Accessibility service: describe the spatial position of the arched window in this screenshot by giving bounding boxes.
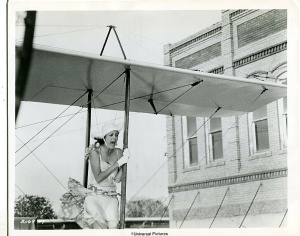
[271,62,287,84]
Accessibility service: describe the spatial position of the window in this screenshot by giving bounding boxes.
[278,97,287,148]
[209,117,223,160]
[183,117,198,166]
[249,105,269,154]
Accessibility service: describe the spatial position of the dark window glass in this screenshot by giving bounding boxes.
[189,137,198,165]
[187,117,197,138]
[212,131,223,159]
[255,119,269,151]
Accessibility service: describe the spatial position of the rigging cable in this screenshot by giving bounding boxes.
[16,82,193,130]
[138,88,268,227]
[16,26,107,42]
[209,187,229,228]
[132,107,220,202]
[16,91,88,153]
[239,183,262,228]
[159,195,174,221]
[279,209,288,227]
[156,80,202,114]
[16,71,126,167]
[179,191,200,228]
[15,184,56,225]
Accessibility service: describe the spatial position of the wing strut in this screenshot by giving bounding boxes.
[100,25,127,59]
[83,89,92,187]
[120,69,131,228]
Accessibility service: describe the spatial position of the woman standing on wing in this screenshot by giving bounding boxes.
[59,122,130,229]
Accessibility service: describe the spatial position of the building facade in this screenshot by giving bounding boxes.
[164,9,287,228]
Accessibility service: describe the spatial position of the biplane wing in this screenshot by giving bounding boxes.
[21,46,287,117]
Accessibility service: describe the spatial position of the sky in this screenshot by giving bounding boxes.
[14,10,222,213]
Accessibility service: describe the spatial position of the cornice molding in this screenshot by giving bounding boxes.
[233,41,287,69]
[170,27,222,54]
[168,168,287,193]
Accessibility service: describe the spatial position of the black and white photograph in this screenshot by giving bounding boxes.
[3,1,300,235]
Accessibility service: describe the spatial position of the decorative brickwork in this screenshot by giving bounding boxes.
[208,66,224,74]
[230,10,246,18]
[164,9,287,228]
[237,10,287,48]
[170,27,222,54]
[175,42,221,69]
[168,168,287,193]
[233,42,287,68]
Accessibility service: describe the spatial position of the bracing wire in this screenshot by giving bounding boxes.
[16,82,193,130]
[117,27,166,46]
[16,91,88,153]
[137,195,173,229]
[132,107,220,202]
[16,136,68,191]
[15,113,141,148]
[16,71,126,167]
[239,183,262,228]
[209,187,229,228]
[279,209,288,227]
[159,195,174,221]
[16,110,87,129]
[138,88,267,228]
[15,107,86,167]
[14,184,56,224]
[179,191,200,228]
[156,80,202,114]
[15,26,107,42]
[15,139,105,229]
[117,30,163,62]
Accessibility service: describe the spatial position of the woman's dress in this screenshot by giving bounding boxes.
[58,148,119,229]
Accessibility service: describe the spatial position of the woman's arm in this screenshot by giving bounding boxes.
[89,150,119,184]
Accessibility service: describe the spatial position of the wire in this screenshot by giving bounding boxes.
[16,110,87,129]
[16,136,68,191]
[209,187,229,228]
[179,191,199,228]
[159,195,173,221]
[15,107,84,167]
[15,26,106,41]
[138,89,266,227]
[156,81,202,114]
[16,71,126,167]
[14,184,58,226]
[16,91,88,153]
[279,209,288,227]
[118,30,163,62]
[239,183,262,228]
[131,107,220,202]
[117,27,166,46]
[16,83,191,130]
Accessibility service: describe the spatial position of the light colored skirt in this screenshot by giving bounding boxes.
[58,178,119,229]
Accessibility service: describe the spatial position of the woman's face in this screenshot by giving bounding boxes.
[104,130,119,149]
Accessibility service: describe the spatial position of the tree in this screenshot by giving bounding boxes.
[14,195,57,219]
[126,198,169,218]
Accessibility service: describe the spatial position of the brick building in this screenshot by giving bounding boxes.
[164,10,287,228]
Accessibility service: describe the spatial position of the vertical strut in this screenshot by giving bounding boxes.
[99,25,127,59]
[120,69,130,228]
[15,11,36,119]
[83,89,92,187]
[100,26,113,56]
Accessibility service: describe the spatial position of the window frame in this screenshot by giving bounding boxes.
[248,106,270,155]
[278,97,287,149]
[182,116,199,168]
[206,117,223,162]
